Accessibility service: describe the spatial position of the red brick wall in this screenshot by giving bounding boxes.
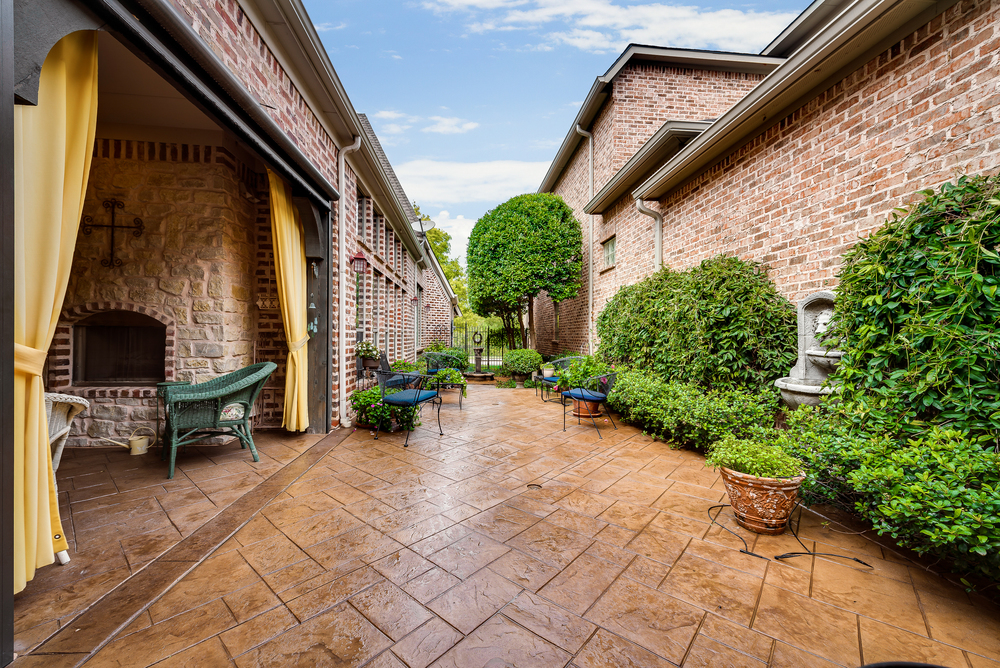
[539,0,1000,355]
[419,267,453,350]
[537,62,766,355]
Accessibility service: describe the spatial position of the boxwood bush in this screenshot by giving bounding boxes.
[607,369,777,449]
[597,255,796,391]
[503,348,543,375]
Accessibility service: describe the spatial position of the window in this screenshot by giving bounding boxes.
[603,236,616,267]
[73,311,166,385]
[373,212,382,256]
[357,196,366,239]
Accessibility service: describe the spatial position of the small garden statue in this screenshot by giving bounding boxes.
[774,290,842,408]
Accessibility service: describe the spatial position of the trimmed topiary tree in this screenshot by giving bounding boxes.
[467,193,582,349]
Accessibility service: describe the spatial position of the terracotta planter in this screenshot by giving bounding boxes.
[719,466,804,535]
[571,398,602,418]
[361,358,380,369]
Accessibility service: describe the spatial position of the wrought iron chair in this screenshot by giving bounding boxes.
[562,372,618,438]
[537,356,585,402]
[422,352,465,409]
[160,362,276,478]
[374,369,444,447]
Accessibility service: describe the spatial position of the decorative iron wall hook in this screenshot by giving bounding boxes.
[81,198,144,268]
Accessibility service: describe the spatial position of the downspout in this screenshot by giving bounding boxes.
[575,125,594,354]
[338,135,361,427]
[635,199,663,271]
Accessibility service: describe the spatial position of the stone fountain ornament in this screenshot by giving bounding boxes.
[774,290,843,409]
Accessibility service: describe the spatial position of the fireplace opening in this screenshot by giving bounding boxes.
[73,311,167,385]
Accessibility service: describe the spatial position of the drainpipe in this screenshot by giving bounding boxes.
[635,199,663,271]
[338,135,361,427]
[575,125,594,354]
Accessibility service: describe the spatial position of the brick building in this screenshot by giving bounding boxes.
[536,0,1000,356]
[14,0,456,448]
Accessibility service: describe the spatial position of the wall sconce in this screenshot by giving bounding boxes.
[351,251,368,274]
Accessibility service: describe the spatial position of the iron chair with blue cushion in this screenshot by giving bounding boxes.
[160,362,276,479]
[562,372,617,438]
[538,356,585,402]
[422,351,465,409]
[374,369,444,447]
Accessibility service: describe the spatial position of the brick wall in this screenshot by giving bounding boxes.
[419,267,453,350]
[537,62,765,355]
[49,137,260,445]
[539,0,1000,354]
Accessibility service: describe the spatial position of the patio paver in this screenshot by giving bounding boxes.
[12,384,1000,667]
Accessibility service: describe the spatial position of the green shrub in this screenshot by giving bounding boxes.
[848,429,1000,581]
[830,175,1000,444]
[607,369,777,449]
[349,386,419,431]
[503,349,543,375]
[391,359,417,372]
[495,378,516,389]
[707,432,803,478]
[558,355,610,391]
[596,255,796,390]
[432,368,467,397]
[424,348,468,372]
[523,378,536,389]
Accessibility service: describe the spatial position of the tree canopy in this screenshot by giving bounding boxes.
[467,193,582,347]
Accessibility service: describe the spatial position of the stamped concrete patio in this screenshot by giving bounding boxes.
[13,385,1000,667]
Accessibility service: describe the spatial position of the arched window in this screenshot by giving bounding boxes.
[73,311,166,385]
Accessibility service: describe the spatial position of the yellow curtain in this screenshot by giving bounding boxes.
[13,31,99,593]
[266,169,310,431]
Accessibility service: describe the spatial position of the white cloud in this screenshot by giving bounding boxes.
[392,54,404,60]
[374,110,408,120]
[396,159,549,206]
[422,116,480,134]
[315,21,346,31]
[381,123,412,135]
[426,0,797,53]
[428,210,478,264]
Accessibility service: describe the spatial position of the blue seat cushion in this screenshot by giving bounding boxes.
[540,375,559,385]
[384,373,415,388]
[384,389,437,405]
[562,388,606,401]
[428,367,462,375]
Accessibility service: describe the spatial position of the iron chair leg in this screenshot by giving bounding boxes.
[436,397,443,435]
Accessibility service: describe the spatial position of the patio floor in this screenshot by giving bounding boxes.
[13,385,1000,667]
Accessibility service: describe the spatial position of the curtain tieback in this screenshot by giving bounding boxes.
[15,343,47,377]
[288,335,310,353]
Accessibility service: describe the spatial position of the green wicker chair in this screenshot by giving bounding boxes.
[160,362,276,479]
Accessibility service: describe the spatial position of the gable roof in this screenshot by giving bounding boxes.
[538,44,783,195]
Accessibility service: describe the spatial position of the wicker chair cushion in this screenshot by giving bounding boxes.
[384,389,438,406]
[562,388,606,401]
[221,403,245,420]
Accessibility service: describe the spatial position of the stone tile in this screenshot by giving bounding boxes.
[503,590,597,653]
[120,525,183,568]
[263,559,326,596]
[239,533,308,577]
[306,524,403,571]
[285,566,384,622]
[919,590,1000,660]
[544,508,608,538]
[223,580,282,624]
[507,521,594,569]
[410,524,471,557]
[279,507,363,549]
[391,617,463,668]
[602,478,668,506]
[232,515,280,547]
[149,550,259,622]
[684,538,768,578]
[659,553,763,625]
[811,557,926,634]
[556,489,616,517]
[402,567,462,605]
[594,523,637,548]
[487,549,561,592]
[537,553,624,615]
[684,635,766,667]
[87,599,236,667]
[427,532,510,578]
[388,514,455,547]
[769,642,843,667]
[148,637,233,667]
[461,504,539,541]
[430,615,571,668]
[584,579,703,664]
[574,627,674,668]
[427,568,522,634]
[621,556,669,589]
[752,584,860,666]
[763,559,812,596]
[504,495,559,518]
[372,501,445,534]
[372,549,435,585]
[699,614,773,662]
[350,580,434,641]
[234,601,391,667]
[624,524,688,566]
[860,617,967,667]
[597,501,658,532]
[14,567,131,634]
[220,605,298,657]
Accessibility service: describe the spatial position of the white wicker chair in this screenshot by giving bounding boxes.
[44,393,89,566]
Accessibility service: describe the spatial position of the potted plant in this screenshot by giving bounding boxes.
[356,340,381,369]
[502,349,543,386]
[541,362,555,378]
[558,356,610,417]
[705,431,805,535]
[349,386,391,429]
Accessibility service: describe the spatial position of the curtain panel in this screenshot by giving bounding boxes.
[266,169,310,432]
[13,31,99,593]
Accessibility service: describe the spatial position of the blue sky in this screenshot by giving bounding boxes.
[303,0,813,263]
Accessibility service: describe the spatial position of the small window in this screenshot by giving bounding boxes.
[603,236,616,267]
[373,212,382,256]
[357,196,367,239]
